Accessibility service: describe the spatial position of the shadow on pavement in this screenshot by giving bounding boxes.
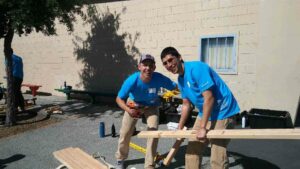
[229,151,280,169]
[155,145,280,169]
[16,110,50,125]
[0,99,122,126]
[125,158,145,168]
[0,154,25,169]
[33,100,122,121]
[0,110,42,125]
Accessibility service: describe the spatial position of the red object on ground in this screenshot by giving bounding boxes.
[22,84,42,97]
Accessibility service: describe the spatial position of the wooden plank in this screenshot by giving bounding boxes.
[163,127,187,166]
[63,147,90,169]
[73,148,108,169]
[54,147,93,169]
[53,147,108,169]
[54,147,82,169]
[163,138,184,166]
[137,129,300,139]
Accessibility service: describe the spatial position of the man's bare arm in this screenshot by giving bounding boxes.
[197,90,214,140]
[178,99,191,129]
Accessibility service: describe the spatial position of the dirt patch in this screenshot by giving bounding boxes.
[0,110,62,139]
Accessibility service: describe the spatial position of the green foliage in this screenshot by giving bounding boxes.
[0,0,85,38]
[0,0,90,126]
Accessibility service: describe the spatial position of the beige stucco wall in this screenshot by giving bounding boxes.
[0,0,299,120]
[255,0,300,119]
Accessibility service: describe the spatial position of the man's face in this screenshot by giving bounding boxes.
[138,59,156,79]
[162,54,181,74]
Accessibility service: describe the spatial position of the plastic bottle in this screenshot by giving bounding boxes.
[242,116,246,128]
[111,123,116,137]
[99,122,105,138]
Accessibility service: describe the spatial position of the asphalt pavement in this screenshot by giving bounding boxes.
[0,95,299,169]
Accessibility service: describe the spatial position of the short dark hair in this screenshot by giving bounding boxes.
[160,47,181,60]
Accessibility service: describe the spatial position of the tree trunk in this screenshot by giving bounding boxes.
[4,23,16,126]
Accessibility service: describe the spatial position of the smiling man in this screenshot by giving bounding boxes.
[160,47,240,169]
[115,54,177,169]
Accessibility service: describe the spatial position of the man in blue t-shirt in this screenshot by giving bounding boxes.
[7,48,25,111]
[115,54,177,169]
[161,47,240,169]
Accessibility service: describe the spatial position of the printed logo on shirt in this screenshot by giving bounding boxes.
[148,88,156,94]
[201,81,209,88]
[187,81,191,88]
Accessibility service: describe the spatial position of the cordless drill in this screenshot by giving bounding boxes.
[127,101,144,118]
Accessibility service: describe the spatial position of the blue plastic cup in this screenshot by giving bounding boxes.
[99,122,105,138]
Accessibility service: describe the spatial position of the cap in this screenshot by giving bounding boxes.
[140,54,155,63]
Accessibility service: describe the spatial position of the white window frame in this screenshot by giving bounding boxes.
[199,34,238,74]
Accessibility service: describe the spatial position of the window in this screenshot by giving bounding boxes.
[200,34,237,74]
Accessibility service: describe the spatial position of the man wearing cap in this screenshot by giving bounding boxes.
[115,54,177,169]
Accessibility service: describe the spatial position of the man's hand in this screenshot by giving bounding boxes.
[196,128,207,141]
[128,108,142,118]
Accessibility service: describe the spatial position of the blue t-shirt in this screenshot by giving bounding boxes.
[118,72,177,106]
[12,54,23,79]
[178,61,240,120]
[5,54,24,79]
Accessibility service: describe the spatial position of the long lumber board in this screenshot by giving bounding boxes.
[137,129,300,139]
[53,147,108,169]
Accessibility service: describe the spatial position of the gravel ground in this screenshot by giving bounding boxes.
[1,95,299,169]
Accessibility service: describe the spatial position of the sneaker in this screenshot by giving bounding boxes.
[116,160,125,169]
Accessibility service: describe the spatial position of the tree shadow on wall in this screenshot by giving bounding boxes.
[73,6,140,94]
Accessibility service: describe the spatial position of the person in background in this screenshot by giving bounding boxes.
[11,48,25,112]
[115,54,177,169]
[160,47,240,169]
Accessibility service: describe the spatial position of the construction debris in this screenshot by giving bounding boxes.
[45,105,63,115]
